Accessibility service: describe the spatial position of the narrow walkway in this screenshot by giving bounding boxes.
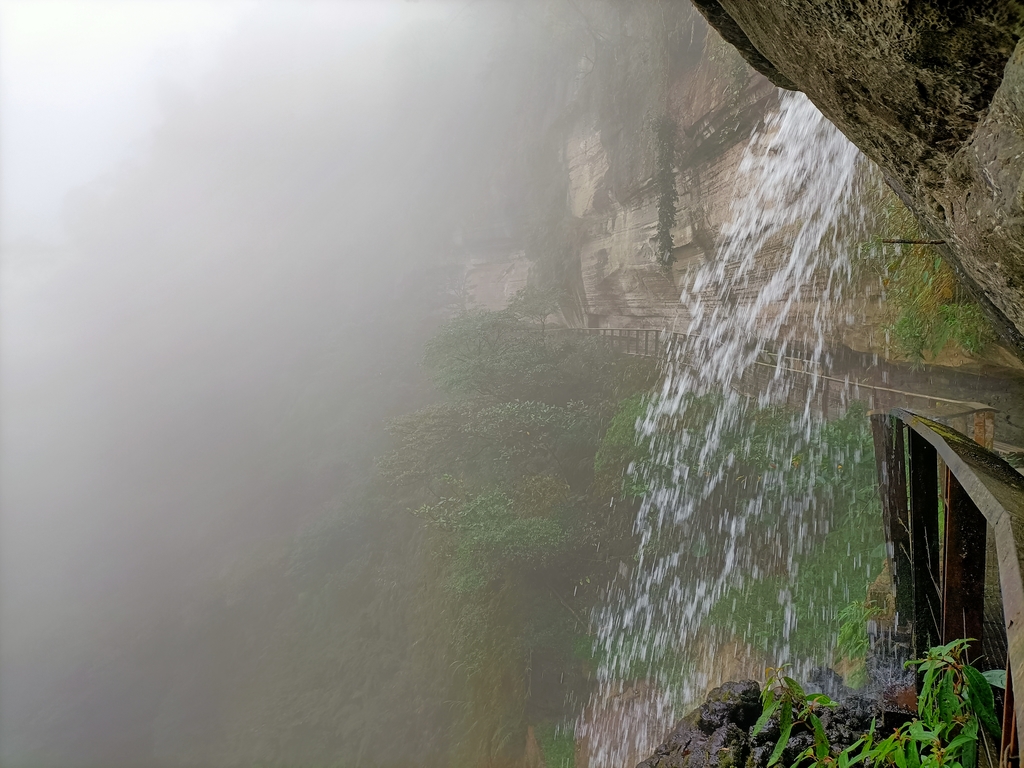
[557,326,1024,451]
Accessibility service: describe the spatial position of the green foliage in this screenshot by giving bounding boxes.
[654,115,679,265]
[593,393,652,499]
[536,722,576,768]
[378,299,659,763]
[379,399,600,493]
[836,601,883,689]
[609,400,883,686]
[377,404,474,488]
[862,194,994,360]
[423,291,627,405]
[417,490,569,569]
[755,670,835,767]
[506,284,563,329]
[423,307,555,402]
[1005,452,1024,469]
[706,404,884,664]
[474,400,601,484]
[937,303,992,354]
[759,640,1000,768]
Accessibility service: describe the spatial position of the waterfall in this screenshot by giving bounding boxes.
[578,92,882,768]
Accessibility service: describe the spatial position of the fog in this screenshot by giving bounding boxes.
[9,2,1023,767]
[1,2,560,764]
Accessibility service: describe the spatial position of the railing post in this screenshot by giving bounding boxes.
[973,408,996,450]
[941,466,987,663]
[871,414,914,630]
[908,428,942,661]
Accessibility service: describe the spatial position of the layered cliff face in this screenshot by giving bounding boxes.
[689,0,1024,361]
[461,3,867,351]
[461,3,784,329]
[458,2,1024,375]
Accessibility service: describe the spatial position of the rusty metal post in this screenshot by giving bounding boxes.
[909,428,942,660]
[973,408,996,450]
[941,466,987,663]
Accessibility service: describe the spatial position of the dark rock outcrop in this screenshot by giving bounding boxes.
[690,0,1024,361]
[638,680,876,768]
[637,681,762,768]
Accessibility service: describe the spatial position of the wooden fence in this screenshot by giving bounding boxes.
[872,409,1024,767]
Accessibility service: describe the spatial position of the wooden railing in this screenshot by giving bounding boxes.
[871,409,1024,765]
[553,327,673,357]
[569,328,1020,754]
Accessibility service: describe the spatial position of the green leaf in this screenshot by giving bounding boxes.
[870,735,899,765]
[937,672,956,726]
[981,669,1007,689]
[907,737,921,768]
[790,747,813,768]
[920,666,937,716]
[841,736,871,768]
[784,676,807,702]
[754,695,780,736]
[893,742,908,768]
[908,721,938,743]
[769,700,793,767]
[963,665,1001,738]
[809,713,829,760]
[808,693,838,708]
[960,736,977,768]
[947,733,977,752]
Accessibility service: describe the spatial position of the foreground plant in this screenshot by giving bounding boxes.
[757,639,1001,768]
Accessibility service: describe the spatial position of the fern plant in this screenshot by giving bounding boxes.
[835,601,884,689]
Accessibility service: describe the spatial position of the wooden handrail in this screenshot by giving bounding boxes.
[872,409,1024,760]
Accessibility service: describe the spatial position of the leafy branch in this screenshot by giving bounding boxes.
[757,639,1001,768]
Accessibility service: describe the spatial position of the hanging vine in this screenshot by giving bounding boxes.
[654,114,679,265]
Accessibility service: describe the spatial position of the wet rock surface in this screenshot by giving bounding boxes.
[690,0,1024,361]
[637,682,761,768]
[637,680,876,768]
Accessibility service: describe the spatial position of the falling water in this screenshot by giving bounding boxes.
[579,92,884,766]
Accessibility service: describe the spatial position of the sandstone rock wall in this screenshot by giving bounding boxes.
[458,1,1022,373]
[463,5,787,332]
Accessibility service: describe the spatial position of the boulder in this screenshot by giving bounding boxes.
[637,681,762,768]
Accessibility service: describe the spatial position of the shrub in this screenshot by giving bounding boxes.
[757,639,1000,768]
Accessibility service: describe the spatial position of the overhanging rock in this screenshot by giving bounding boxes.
[690,0,1024,361]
